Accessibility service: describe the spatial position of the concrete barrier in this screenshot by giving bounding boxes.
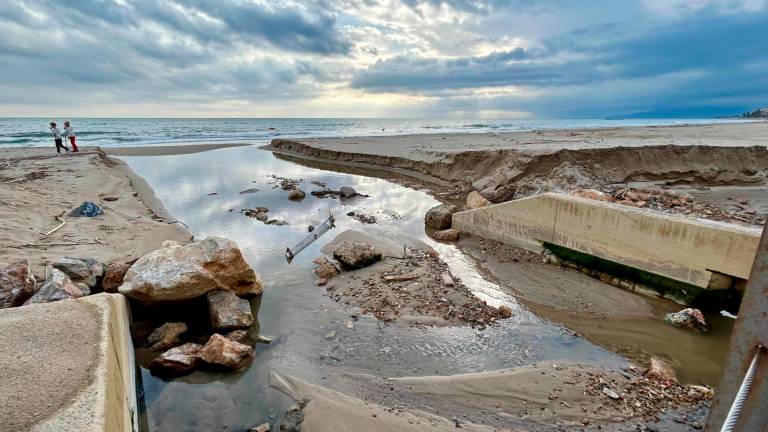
[452,193,761,289]
[0,293,137,432]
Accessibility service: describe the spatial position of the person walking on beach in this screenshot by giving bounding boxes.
[63,121,78,152]
[49,121,69,154]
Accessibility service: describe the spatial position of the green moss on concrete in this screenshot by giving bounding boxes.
[543,242,705,304]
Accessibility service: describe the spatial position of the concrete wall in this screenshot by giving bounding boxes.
[33,294,138,432]
[452,193,761,289]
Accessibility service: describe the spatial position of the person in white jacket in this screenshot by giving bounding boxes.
[63,121,79,152]
[49,121,69,154]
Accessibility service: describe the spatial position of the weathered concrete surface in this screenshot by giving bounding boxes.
[452,193,761,288]
[0,294,137,432]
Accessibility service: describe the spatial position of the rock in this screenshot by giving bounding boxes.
[287,188,306,201]
[602,387,620,400]
[325,330,336,339]
[239,188,260,194]
[150,343,203,377]
[147,322,188,351]
[425,204,457,230]
[249,423,270,432]
[708,272,733,290]
[314,257,339,279]
[75,282,91,296]
[647,357,678,383]
[308,225,315,232]
[266,219,289,226]
[466,191,491,209]
[315,278,327,286]
[224,329,254,346]
[0,259,36,308]
[207,289,254,331]
[255,335,273,344]
[571,188,610,201]
[119,237,263,304]
[498,305,513,318]
[52,257,103,288]
[441,273,454,287]
[687,385,715,400]
[102,262,130,293]
[333,242,382,270]
[200,333,253,370]
[433,228,460,241]
[24,267,85,305]
[664,308,709,332]
[339,186,357,198]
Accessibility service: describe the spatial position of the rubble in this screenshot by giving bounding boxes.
[664,308,709,332]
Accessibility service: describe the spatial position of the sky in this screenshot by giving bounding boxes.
[0,0,766,118]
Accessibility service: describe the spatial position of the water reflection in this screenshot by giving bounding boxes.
[122,145,624,431]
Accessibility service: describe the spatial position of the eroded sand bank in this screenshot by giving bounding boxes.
[270,122,768,201]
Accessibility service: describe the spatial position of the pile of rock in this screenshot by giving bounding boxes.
[241,207,289,226]
[311,185,364,199]
[0,256,131,309]
[150,332,255,377]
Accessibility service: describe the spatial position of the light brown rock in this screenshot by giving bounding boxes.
[200,333,253,370]
[102,262,130,293]
[425,204,458,229]
[647,357,678,383]
[498,305,513,318]
[466,191,491,209]
[119,237,263,303]
[287,188,306,201]
[147,322,188,351]
[150,342,203,376]
[433,228,460,242]
[224,329,254,346]
[207,289,254,331]
[314,257,339,279]
[333,242,382,269]
[0,259,36,308]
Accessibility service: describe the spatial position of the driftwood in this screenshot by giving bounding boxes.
[42,212,66,237]
[381,273,420,282]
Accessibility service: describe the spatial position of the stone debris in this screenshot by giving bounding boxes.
[118,237,263,304]
[347,211,377,224]
[268,175,302,190]
[149,343,204,377]
[24,267,85,305]
[311,186,368,199]
[466,191,491,209]
[224,329,254,346]
[241,207,289,226]
[333,242,383,269]
[249,423,270,432]
[432,228,460,242]
[498,305,513,318]
[664,308,709,332]
[147,322,188,352]
[0,259,36,308]
[239,188,260,194]
[52,257,104,288]
[287,188,306,201]
[102,262,130,293]
[313,257,339,279]
[425,204,458,230]
[199,333,254,370]
[339,186,357,198]
[325,249,504,327]
[441,272,454,287]
[207,289,254,331]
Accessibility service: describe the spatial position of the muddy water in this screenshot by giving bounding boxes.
[123,145,631,431]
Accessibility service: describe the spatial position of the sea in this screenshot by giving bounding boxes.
[0,117,753,148]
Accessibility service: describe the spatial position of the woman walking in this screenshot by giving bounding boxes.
[63,121,78,152]
[49,121,69,154]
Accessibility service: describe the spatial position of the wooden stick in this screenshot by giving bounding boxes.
[3,178,23,184]
[382,273,420,282]
[43,212,66,237]
[8,241,104,249]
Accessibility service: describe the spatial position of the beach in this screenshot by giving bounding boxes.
[2,122,762,431]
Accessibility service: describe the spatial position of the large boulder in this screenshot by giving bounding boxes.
[102,262,131,293]
[52,257,104,288]
[24,267,85,305]
[425,204,457,230]
[200,333,253,370]
[119,237,263,304]
[150,343,203,377]
[333,242,382,270]
[466,191,491,209]
[0,259,36,308]
[207,289,254,331]
[147,322,188,351]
